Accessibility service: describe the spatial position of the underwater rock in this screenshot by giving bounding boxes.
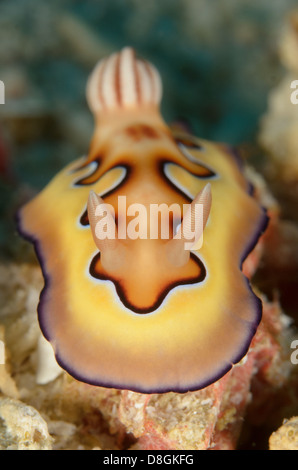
[269,416,298,450]
[0,255,294,450]
[259,9,298,184]
[117,296,292,450]
[257,9,298,319]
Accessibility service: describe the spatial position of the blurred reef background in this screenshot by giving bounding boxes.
[0,0,297,253]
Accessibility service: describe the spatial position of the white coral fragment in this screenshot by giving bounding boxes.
[269,416,298,450]
[36,334,63,385]
[0,397,53,450]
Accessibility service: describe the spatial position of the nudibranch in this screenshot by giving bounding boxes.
[17,47,268,393]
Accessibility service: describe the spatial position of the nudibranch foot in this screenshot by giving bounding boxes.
[17,47,268,394]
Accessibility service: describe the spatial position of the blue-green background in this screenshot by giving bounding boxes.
[0,0,297,254]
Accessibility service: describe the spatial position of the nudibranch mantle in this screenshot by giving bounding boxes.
[18,47,268,393]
